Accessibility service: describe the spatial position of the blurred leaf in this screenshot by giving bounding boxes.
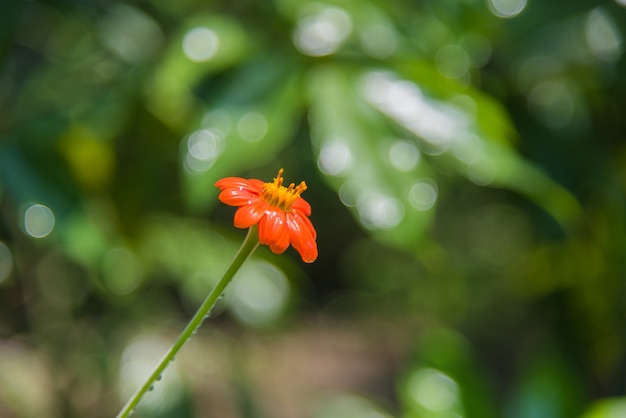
[138,214,297,328]
[399,327,496,418]
[139,214,233,286]
[309,64,437,251]
[58,124,115,191]
[581,397,626,418]
[60,206,115,270]
[181,58,304,211]
[0,141,72,216]
[395,61,583,230]
[507,347,585,418]
[146,14,251,129]
[1,1,625,417]
[97,4,163,65]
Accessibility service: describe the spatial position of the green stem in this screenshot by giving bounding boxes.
[116,226,260,418]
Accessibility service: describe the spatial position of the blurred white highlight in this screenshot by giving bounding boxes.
[98,4,162,63]
[338,180,363,207]
[389,140,420,172]
[119,336,182,411]
[24,204,55,238]
[183,129,223,174]
[318,140,353,176]
[468,157,497,185]
[435,44,470,79]
[237,112,268,143]
[488,0,527,18]
[360,71,470,152]
[407,368,460,412]
[409,179,438,211]
[293,6,352,56]
[229,261,289,326]
[361,24,396,59]
[202,109,232,137]
[528,80,574,130]
[585,8,622,61]
[357,192,404,230]
[182,27,219,62]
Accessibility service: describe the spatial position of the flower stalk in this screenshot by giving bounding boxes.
[116,226,260,418]
[117,168,317,417]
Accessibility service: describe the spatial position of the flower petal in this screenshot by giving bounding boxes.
[234,201,267,229]
[215,171,317,263]
[218,189,260,206]
[215,177,263,207]
[294,209,317,239]
[291,197,311,216]
[258,209,286,245]
[286,212,318,263]
[215,177,252,190]
[246,179,265,191]
[269,226,290,254]
[215,177,264,192]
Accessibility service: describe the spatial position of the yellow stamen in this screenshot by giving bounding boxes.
[262,168,307,211]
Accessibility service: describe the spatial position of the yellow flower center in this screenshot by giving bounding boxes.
[262,168,307,212]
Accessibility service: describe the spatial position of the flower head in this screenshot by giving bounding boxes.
[215,169,318,263]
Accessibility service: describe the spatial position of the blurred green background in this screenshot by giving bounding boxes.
[1,0,626,417]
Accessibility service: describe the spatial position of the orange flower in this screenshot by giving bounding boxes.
[215,169,318,263]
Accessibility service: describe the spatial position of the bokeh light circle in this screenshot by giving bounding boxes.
[407,368,459,412]
[488,0,527,18]
[23,204,55,238]
[182,27,219,62]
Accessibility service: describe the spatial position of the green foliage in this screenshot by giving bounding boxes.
[1,0,626,417]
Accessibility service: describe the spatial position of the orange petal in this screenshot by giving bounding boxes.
[215,177,249,189]
[258,209,286,245]
[294,208,316,239]
[233,201,267,229]
[269,226,290,254]
[215,177,264,192]
[291,197,311,216]
[286,212,318,263]
[216,177,261,207]
[218,189,260,206]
